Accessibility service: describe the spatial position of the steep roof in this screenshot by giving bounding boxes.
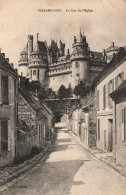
[38,41,47,53]
[91,47,126,88]
[90,51,103,60]
[0,53,18,76]
[18,87,46,119]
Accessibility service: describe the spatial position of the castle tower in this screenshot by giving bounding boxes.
[29,34,48,86]
[28,35,33,60]
[18,44,29,77]
[59,39,65,56]
[71,30,90,87]
[104,42,119,63]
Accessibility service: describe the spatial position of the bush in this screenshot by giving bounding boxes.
[31,146,41,157]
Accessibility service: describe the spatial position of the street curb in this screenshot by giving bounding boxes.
[69,131,126,178]
[0,137,54,187]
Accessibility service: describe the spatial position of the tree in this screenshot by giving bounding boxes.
[74,80,90,97]
[46,88,56,99]
[37,86,47,100]
[58,85,67,99]
[29,81,41,92]
[58,85,73,99]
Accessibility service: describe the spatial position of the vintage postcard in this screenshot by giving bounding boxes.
[0,0,126,194]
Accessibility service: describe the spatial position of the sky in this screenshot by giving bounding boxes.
[0,0,126,69]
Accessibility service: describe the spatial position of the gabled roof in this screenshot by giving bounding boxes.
[92,47,126,88]
[18,87,46,119]
[0,53,18,76]
[41,102,53,115]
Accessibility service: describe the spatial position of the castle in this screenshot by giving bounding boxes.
[18,30,118,91]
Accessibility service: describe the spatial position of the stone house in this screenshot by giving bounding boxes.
[81,92,96,148]
[67,91,96,148]
[40,102,53,141]
[17,85,51,160]
[110,80,126,168]
[92,47,126,152]
[0,51,18,167]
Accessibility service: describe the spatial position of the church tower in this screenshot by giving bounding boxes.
[71,29,90,87]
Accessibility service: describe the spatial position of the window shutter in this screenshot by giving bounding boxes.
[96,90,99,110]
[124,107,126,142]
[103,85,106,109]
[122,109,125,142]
[9,76,13,105]
[121,72,124,82]
[112,79,114,91]
[0,72,2,104]
[8,120,11,151]
[97,119,100,140]
[115,76,118,89]
[108,82,110,107]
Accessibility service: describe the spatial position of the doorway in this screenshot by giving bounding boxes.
[108,119,113,152]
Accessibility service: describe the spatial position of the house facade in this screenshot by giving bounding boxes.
[17,77,53,160]
[67,91,96,148]
[17,86,47,160]
[110,80,126,168]
[92,47,126,152]
[0,52,18,167]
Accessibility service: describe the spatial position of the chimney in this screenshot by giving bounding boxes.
[15,69,18,73]
[111,42,114,48]
[67,49,70,57]
[74,36,76,44]
[103,49,106,59]
[2,53,5,57]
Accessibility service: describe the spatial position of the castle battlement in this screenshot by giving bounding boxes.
[18,30,124,91]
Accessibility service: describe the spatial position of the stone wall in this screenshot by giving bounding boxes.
[16,94,46,161]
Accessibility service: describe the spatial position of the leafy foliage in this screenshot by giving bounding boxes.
[74,81,90,97]
[58,85,72,99]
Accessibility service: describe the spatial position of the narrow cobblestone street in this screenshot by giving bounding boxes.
[1,126,126,195]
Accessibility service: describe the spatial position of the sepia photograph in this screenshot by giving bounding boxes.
[0,0,126,194]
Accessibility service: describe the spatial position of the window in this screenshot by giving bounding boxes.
[76,62,79,68]
[121,107,126,142]
[37,69,39,79]
[108,79,114,108]
[21,72,23,76]
[103,85,106,109]
[97,119,100,140]
[76,73,80,77]
[30,70,32,79]
[96,90,100,110]
[115,72,124,89]
[33,70,36,75]
[1,75,9,105]
[1,120,8,152]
